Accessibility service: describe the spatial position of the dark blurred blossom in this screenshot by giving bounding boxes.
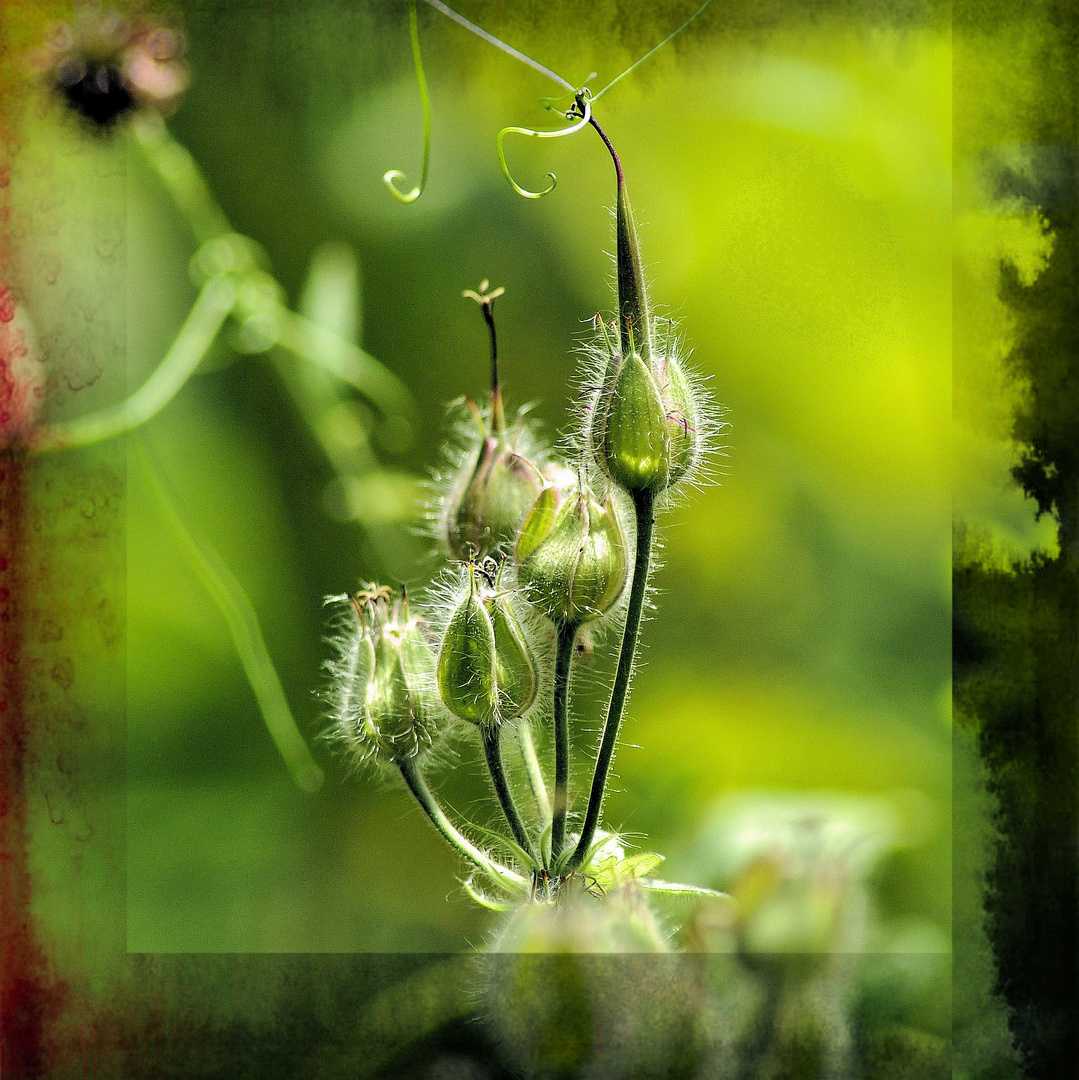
[31,6,188,130]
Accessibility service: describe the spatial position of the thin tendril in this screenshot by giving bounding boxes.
[497,94,592,199]
[423,0,575,91]
[384,0,431,203]
[134,437,324,794]
[593,0,717,102]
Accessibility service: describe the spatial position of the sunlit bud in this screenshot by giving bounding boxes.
[516,476,627,626]
[586,145,700,494]
[437,562,537,726]
[346,586,440,764]
[593,348,698,494]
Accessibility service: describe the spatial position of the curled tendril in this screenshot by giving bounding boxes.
[383,0,431,204]
[497,91,592,199]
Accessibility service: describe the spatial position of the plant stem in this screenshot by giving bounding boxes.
[587,113,652,361]
[482,727,539,865]
[132,436,324,792]
[132,114,232,243]
[567,489,655,872]
[31,278,236,454]
[516,721,551,821]
[398,756,523,888]
[136,115,415,423]
[551,621,577,864]
[276,309,414,423]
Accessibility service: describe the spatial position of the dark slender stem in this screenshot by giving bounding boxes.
[482,726,539,865]
[398,757,523,886]
[587,113,623,186]
[551,621,578,863]
[567,489,655,872]
[482,299,505,433]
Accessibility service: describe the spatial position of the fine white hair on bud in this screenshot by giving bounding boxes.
[573,311,725,509]
[430,398,547,561]
[324,584,444,770]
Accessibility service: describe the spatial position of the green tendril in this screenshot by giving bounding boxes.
[592,0,717,102]
[424,0,574,91]
[384,0,431,204]
[497,94,592,199]
[134,437,324,794]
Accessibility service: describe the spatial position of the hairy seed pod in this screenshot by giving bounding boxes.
[448,422,544,559]
[592,349,698,494]
[437,565,537,726]
[443,282,545,558]
[516,478,627,626]
[587,149,700,494]
[489,587,538,720]
[344,587,440,765]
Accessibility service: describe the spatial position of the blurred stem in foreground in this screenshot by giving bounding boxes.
[134,435,325,792]
[30,277,237,453]
[132,112,414,425]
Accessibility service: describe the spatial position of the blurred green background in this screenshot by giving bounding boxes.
[12,8,1014,1063]
[18,1,957,956]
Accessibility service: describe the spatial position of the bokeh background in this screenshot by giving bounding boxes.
[121,0,954,952]
[10,0,1058,1076]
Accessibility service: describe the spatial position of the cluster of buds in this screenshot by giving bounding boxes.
[334,586,441,767]
[31,7,188,131]
[331,101,713,909]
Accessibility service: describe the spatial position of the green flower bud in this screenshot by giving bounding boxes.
[344,587,441,765]
[447,423,544,559]
[443,281,545,558]
[592,350,698,494]
[586,138,701,494]
[516,478,627,626]
[437,564,538,726]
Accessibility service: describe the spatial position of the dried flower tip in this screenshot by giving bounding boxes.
[463,280,506,307]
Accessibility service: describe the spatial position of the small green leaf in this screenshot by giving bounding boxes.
[638,879,731,899]
[470,822,539,872]
[462,875,519,911]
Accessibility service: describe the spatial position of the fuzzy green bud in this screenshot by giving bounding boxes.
[448,424,544,559]
[445,281,545,558]
[516,478,627,626]
[587,145,700,494]
[346,588,440,764]
[592,350,698,494]
[437,565,538,727]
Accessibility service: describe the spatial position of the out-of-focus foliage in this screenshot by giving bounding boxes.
[13,0,982,1070]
